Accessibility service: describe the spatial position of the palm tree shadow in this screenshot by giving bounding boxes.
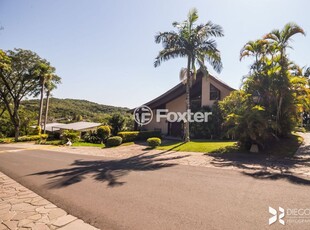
[208,151,310,186]
[30,151,187,189]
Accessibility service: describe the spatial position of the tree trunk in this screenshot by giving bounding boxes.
[13,106,20,142]
[38,82,44,129]
[43,90,50,134]
[184,57,191,142]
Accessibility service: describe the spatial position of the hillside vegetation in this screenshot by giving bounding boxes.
[21,98,130,123]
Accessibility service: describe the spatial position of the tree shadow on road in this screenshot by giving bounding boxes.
[30,151,188,189]
[208,151,310,185]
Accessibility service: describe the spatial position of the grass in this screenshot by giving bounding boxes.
[73,141,135,148]
[157,139,237,153]
[72,142,103,147]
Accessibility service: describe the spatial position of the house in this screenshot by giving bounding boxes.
[133,71,234,137]
[42,121,102,136]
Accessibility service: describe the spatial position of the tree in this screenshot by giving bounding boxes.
[43,73,61,133]
[264,23,305,134]
[109,113,125,136]
[154,8,224,142]
[33,62,56,129]
[0,49,42,141]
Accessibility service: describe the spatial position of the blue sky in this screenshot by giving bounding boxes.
[1,0,309,108]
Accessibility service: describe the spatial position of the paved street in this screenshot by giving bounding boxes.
[0,145,309,229]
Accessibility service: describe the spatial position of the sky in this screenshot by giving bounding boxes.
[0,0,310,108]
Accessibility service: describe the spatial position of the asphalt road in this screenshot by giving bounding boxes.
[0,146,309,230]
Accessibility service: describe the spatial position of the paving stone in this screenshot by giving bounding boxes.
[52,215,77,227]
[11,212,36,221]
[48,208,67,220]
[36,215,50,224]
[31,199,50,206]
[44,204,57,209]
[32,223,50,230]
[8,198,32,205]
[36,207,51,214]
[0,204,11,211]
[17,219,34,227]
[11,203,36,212]
[58,219,99,230]
[0,223,8,230]
[3,220,18,230]
[0,208,11,215]
[28,213,41,221]
[0,211,16,222]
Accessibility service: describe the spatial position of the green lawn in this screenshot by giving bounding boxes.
[72,141,135,148]
[157,140,237,153]
[72,142,103,147]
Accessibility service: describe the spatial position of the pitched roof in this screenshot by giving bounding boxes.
[53,122,102,131]
[131,72,234,111]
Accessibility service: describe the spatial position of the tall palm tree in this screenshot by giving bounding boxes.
[43,74,61,134]
[264,23,305,133]
[154,8,224,142]
[34,62,55,130]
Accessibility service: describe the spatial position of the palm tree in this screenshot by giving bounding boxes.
[264,23,305,134]
[34,62,55,130]
[43,74,61,134]
[154,8,224,142]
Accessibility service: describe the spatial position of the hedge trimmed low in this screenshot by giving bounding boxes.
[118,131,161,142]
[147,137,161,148]
[18,134,48,142]
[0,134,48,144]
[106,136,123,147]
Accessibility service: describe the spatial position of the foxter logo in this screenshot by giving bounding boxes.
[269,206,285,225]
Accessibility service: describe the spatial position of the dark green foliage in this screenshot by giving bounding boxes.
[106,136,122,147]
[21,98,129,123]
[118,131,162,142]
[82,131,101,144]
[97,126,111,142]
[190,103,223,139]
[147,137,161,148]
[62,130,80,143]
[109,113,126,136]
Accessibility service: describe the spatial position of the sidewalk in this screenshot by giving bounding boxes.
[0,172,99,230]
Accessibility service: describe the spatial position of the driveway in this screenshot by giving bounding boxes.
[0,145,309,229]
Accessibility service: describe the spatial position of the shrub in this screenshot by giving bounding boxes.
[18,134,48,142]
[0,138,14,144]
[109,113,125,136]
[147,137,161,148]
[83,132,101,144]
[62,130,80,143]
[118,131,139,142]
[118,131,161,142]
[106,136,122,147]
[97,126,111,142]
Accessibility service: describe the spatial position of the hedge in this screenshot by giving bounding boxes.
[118,131,161,142]
[18,134,48,142]
[147,137,161,148]
[0,135,48,144]
[106,136,122,147]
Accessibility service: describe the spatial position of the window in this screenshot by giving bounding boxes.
[210,84,220,100]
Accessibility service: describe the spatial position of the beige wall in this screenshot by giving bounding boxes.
[143,94,186,135]
[201,76,232,107]
[142,77,232,134]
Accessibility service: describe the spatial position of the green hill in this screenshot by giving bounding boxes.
[21,98,130,123]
